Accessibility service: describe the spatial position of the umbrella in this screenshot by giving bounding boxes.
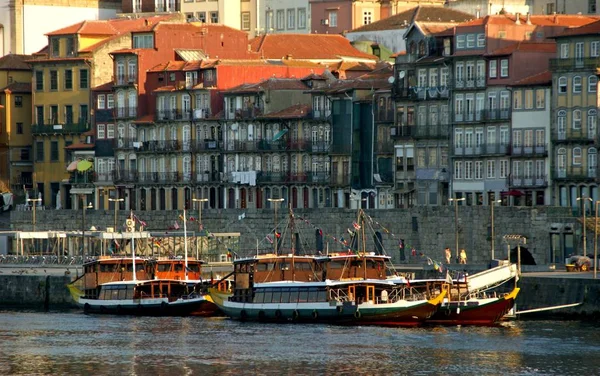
[66,160,79,172]
[501,189,524,197]
[76,160,93,172]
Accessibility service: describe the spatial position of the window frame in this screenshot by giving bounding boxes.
[500,59,508,78]
[489,60,497,78]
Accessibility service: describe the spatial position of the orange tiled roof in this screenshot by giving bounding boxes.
[92,82,114,91]
[552,19,600,37]
[390,50,407,58]
[46,15,176,36]
[259,104,311,119]
[1,82,31,93]
[249,34,377,60]
[511,70,552,86]
[0,54,32,70]
[485,41,556,56]
[225,77,309,94]
[417,22,456,35]
[153,85,177,93]
[458,14,599,28]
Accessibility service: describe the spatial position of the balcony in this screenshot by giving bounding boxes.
[413,124,449,139]
[550,57,600,71]
[155,109,192,122]
[95,172,113,183]
[137,172,181,184]
[287,172,331,184]
[454,110,483,123]
[31,121,88,135]
[115,106,137,118]
[194,172,222,183]
[225,106,263,120]
[330,173,350,187]
[508,174,548,188]
[287,140,330,153]
[375,140,394,154]
[375,108,394,123]
[552,130,596,142]
[393,86,450,101]
[454,143,510,157]
[69,171,94,184]
[114,74,137,86]
[313,109,331,120]
[113,170,137,183]
[114,138,136,149]
[257,172,287,184]
[135,140,181,153]
[390,126,415,138]
[192,140,222,152]
[511,144,548,157]
[453,77,486,90]
[552,169,597,181]
[483,108,511,121]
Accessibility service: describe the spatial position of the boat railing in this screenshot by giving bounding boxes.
[329,288,351,303]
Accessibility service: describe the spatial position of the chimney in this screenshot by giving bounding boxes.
[515,13,521,24]
[526,12,531,25]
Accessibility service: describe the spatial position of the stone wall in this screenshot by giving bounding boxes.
[10,206,578,264]
[0,275,73,310]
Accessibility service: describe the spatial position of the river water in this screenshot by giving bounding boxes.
[0,311,599,376]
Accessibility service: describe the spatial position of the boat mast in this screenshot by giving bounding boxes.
[290,208,295,282]
[361,209,367,280]
[131,210,136,282]
[183,208,188,281]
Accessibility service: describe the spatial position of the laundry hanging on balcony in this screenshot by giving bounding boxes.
[76,160,93,172]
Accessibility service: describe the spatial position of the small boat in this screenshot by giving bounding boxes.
[72,279,214,316]
[209,279,446,327]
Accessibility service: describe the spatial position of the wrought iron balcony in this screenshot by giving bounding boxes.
[552,169,597,181]
[137,172,181,183]
[69,171,95,184]
[552,130,596,142]
[114,74,137,86]
[390,125,415,138]
[116,106,137,118]
[375,108,395,123]
[511,144,548,157]
[134,140,181,153]
[413,124,450,139]
[550,57,600,71]
[508,174,548,188]
[192,140,222,152]
[113,170,137,183]
[155,109,192,122]
[453,77,486,90]
[393,86,450,101]
[194,172,222,183]
[453,143,510,156]
[31,120,89,135]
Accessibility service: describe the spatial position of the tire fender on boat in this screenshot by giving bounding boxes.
[83,303,91,313]
[336,306,343,314]
[240,309,248,321]
[354,310,361,319]
[292,310,299,320]
[161,301,168,310]
[312,310,318,320]
[258,310,266,321]
[275,309,282,319]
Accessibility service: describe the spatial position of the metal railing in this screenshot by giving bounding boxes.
[508,174,548,188]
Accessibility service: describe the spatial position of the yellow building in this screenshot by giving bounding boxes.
[28,16,176,209]
[0,54,33,195]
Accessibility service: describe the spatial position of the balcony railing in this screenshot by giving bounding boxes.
[69,171,94,184]
[511,144,548,157]
[413,124,449,139]
[287,140,330,153]
[95,172,113,183]
[155,109,192,121]
[375,109,395,123]
[225,106,263,120]
[115,74,137,86]
[31,121,89,135]
[192,140,222,152]
[313,109,331,120]
[257,172,287,184]
[286,172,331,184]
[113,170,137,183]
[330,173,350,187]
[453,77,486,90]
[194,172,222,183]
[454,109,510,123]
[552,130,596,142]
[508,174,548,188]
[390,126,415,138]
[550,57,600,71]
[134,140,181,153]
[116,106,137,118]
[393,86,450,100]
[454,143,510,156]
[552,169,597,181]
[483,108,511,121]
[138,172,181,183]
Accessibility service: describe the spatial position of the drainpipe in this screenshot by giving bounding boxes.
[256,0,260,37]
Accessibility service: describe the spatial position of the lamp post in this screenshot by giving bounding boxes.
[490,198,502,261]
[108,194,124,231]
[577,196,592,258]
[449,197,466,263]
[27,198,42,232]
[595,200,600,279]
[192,197,208,260]
[81,197,93,256]
[268,197,284,255]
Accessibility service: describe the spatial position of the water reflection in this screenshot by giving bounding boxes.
[1,312,600,375]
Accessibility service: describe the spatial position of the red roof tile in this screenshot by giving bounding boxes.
[65,142,94,150]
[225,78,309,94]
[0,54,32,70]
[92,82,114,91]
[132,114,155,123]
[249,34,377,60]
[259,104,311,119]
[1,82,31,93]
[46,15,177,36]
[511,70,552,86]
[153,85,177,93]
[458,14,599,28]
[552,19,600,37]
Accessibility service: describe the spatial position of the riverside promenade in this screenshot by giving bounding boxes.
[1,263,599,319]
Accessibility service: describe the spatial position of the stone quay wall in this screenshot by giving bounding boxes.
[0,275,73,310]
[10,206,578,264]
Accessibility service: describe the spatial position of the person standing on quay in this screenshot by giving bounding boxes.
[444,247,451,264]
[459,249,467,264]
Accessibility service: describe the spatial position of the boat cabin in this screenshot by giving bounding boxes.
[82,257,151,297]
[233,255,324,283]
[97,279,194,301]
[318,253,391,280]
[152,258,203,281]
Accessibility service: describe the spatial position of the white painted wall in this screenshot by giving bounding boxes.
[0,0,12,55]
[345,29,408,54]
[259,0,310,34]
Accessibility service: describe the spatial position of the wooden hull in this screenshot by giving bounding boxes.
[76,295,216,317]
[209,288,446,327]
[426,287,520,326]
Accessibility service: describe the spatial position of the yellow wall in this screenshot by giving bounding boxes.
[78,35,110,52]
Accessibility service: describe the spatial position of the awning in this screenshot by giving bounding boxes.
[272,128,288,142]
[76,160,93,172]
[501,190,524,197]
[66,160,79,172]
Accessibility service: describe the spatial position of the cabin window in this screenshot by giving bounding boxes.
[174,264,184,272]
[280,288,290,303]
[307,288,319,302]
[263,289,273,303]
[317,289,327,302]
[298,289,309,302]
[289,288,299,303]
[271,290,282,303]
[118,288,127,300]
[253,290,264,303]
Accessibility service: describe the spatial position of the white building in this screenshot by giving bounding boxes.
[260,0,311,35]
[0,0,120,56]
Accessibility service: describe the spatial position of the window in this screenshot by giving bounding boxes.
[590,0,597,13]
[363,10,372,25]
[456,35,465,49]
[466,34,475,48]
[328,11,337,27]
[13,95,22,108]
[487,160,495,178]
[513,90,522,109]
[36,106,44,125]
[536,89,545,109]
[558,77,567,93]
[98,124,106,139]
[64,69,72,90]
[36,141,44,161]
[573,76,582,93]
[210,12,219,23]
[79,69,88,89]
[16,122,23,134]
[107,124,115,139]
[97,94,105,109]
[277,10,285,30]
[454,161,463,179]
[107,94,114,109]
[51,38,59,57]
[65,105,73,124]
[499,160,508,178]
[475,161,483,180]
[132,34,154,48]
[440,67,449,87]
[465,161,473,179]
[560,44,569,59]
[80,104,88,124]
[287,9,295,29]
[35,71,44,91]
[500,59,508,77]
[592,41,600,57]
[573,147,582,165]
[197,12,206,23]
[524,89,533,109]
[241,12,250,30]
[589,75,598,93]
[265,10,274,31]
[50,70,58,90]
[489,60,497,78]
[298,8,306,29]
[573,110,582,129]
[50,141,59,161]
[477,33,485,47]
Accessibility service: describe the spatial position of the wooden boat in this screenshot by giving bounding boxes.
[209,279,446,327]
[70,279,216,316]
